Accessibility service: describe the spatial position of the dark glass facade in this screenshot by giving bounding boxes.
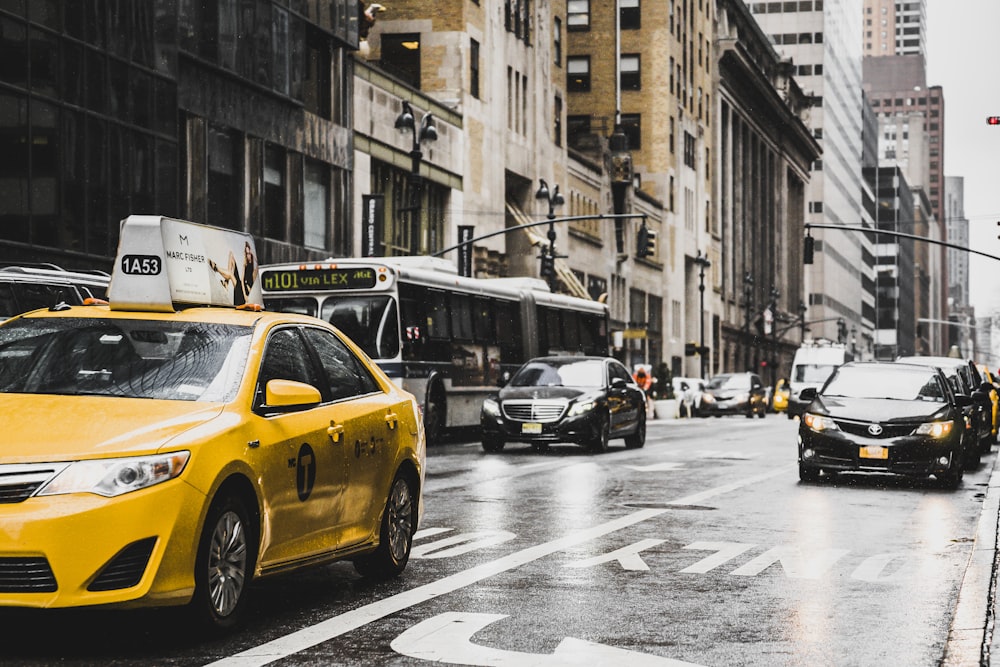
[0,0,357,271]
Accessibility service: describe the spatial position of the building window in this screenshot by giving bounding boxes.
[380,33,421,89]
[263,143,287,241]
[554,95,563,147]
[620,113,641,150]
[567,0,590,31]
[620,0,640,29]
[554,17,562,66]
[303,157,329,249]
[207,124,242,231]
[567,114,591,146]
[567,56,591,92]
[470,38,480,99]
[808,201,823,213]
[683,131,695,169]
[620,54,641,90]
[669,116,675,153]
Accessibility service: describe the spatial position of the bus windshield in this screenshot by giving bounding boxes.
[319,295,399,360]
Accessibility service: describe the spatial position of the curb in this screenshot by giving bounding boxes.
[944,456,1000,666]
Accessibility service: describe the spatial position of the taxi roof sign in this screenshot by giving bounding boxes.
[108,215,262,312]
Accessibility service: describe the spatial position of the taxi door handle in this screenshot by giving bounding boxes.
[328,422,344,443]
[385,412,398,430]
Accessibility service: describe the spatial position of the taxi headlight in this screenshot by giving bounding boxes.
[568,399,597,417]
[914,421,953,439]
[803,413,839,432]
[482,398,501,417]
[38,451,191,497]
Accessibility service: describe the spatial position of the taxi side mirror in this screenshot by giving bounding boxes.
[265,379,322,409]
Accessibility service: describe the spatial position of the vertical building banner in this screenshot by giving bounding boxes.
[361,194,385,257]
[457,225,474,277]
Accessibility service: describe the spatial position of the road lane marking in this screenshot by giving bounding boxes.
[412,531,518,559]
[627,462,686,471]
[390,612,705,666]
[564,538,666,571]
[206,465,794,667]
[679,542,756,574]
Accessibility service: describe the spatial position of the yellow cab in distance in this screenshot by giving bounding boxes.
[772,377,790,414]
[977,364,1000,443]
[0,216,425,631]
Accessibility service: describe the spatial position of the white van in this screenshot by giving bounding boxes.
[786,340,853,418]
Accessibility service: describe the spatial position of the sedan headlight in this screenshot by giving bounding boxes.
[803,413,839,432]
[482,398,501,418]
[38,451,191,498]
[568,398,598,417]
[914,421,954,438]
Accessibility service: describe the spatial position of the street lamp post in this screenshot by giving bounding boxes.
[694,251,711,379]
[535,179,564,291]
[394,100,437,254]
[743,272,754,371]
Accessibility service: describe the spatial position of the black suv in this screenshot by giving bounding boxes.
[0,264,110,320]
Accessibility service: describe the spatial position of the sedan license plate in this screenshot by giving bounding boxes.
[860,445,888,460]
[521,422,542,434]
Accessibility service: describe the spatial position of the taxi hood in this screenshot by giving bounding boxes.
[1,395,227,463]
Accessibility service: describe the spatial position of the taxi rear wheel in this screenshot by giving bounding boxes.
[354,473,416,579]
[192,494,255,632]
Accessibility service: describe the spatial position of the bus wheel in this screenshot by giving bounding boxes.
[424,389,445,446]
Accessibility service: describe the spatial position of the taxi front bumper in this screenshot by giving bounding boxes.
[798,429,961,476]
[0,480,207,609]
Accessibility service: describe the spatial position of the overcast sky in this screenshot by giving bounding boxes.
[925,0,1000,314]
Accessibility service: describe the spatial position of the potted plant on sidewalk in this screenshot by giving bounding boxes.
[651,362,679,419]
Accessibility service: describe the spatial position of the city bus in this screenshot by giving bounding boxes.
[260,256,609,444]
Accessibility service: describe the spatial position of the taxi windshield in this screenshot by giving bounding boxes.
[822,365,946,402]
[0,317,252,401]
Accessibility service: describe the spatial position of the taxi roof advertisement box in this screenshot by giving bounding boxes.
[109,215,263,312]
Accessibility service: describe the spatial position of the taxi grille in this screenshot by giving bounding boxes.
[502,400,566,423]
[0,557,58,592]
[89,538,157,591]
[0,464,65,504]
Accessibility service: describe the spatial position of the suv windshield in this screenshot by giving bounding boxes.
[511,359,604,388]
[0,317,252,401]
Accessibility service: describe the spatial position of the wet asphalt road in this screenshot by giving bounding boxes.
[1,415,997,666]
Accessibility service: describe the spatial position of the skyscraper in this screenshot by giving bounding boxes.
[862,0,927,58]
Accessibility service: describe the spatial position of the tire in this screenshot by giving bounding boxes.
[798,464,820,482]
[590,412,610,453]
[937,455,964,489]
[625,411,646,449]
[424,387,445,446]
[482,436,505,453]
[745,407,755,419]
[758,404,766,419]
[190,494,255,632]
[354,473,417,579]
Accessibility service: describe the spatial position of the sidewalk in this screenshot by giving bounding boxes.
[945,457,1000,665]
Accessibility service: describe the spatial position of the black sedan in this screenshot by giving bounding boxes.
[480,356,646,453]
[797,362,971,488]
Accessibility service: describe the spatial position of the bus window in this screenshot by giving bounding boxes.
[425,290,450,339]
[473,297,495,343]
[496,299,521,366]
[580,313,606,355]
[319,295,397,360]
[263,296,319,317]
[563,311,580,352]
[450,293,474,341]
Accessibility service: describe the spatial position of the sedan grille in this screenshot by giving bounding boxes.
[502,399,567,423]
[836,420,916,439]
[0,464,67,504]
[0,557,58,592]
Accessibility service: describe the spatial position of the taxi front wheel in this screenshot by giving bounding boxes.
[354,472,416,579]
[191,494,256,632]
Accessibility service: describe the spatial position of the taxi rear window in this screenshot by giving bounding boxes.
[0,317,252,402]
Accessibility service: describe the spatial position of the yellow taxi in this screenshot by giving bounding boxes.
[977,364,999,443]
[772,377,790,414]
[0,216,425,631]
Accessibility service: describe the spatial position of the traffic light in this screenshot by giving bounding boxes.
[685,341,697,356]
[987,116,1000,126]
[803,234,814,264]
[539,252,556,280]
[636,225,649,258]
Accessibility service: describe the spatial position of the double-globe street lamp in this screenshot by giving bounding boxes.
[535,179,564,291]
[394,100,437,254]
[694,251,711,379]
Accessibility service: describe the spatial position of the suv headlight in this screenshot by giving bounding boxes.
[482,398,501,418]
[803,413,839,432]
[914,421,953,438]
[37,451,190,497]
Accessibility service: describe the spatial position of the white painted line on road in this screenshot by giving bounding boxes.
[206,464,795,667]
[627,462,686,471]
[564,538,666,571]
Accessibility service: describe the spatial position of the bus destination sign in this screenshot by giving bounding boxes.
[261,268,378,292]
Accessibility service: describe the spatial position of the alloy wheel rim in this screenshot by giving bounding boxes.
[386,479,413,562]
[208,510,247,617]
